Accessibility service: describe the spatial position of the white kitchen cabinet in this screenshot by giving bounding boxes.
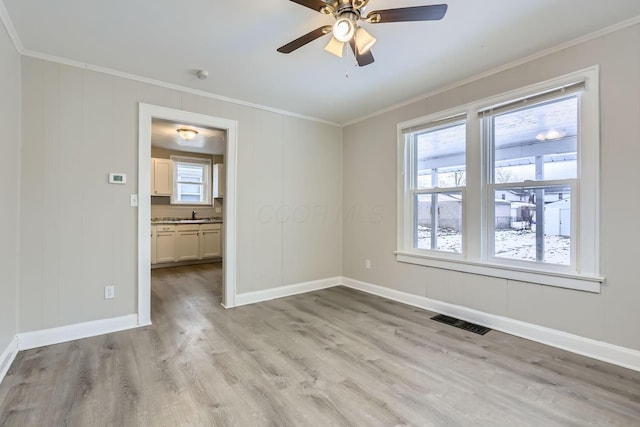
[152,222,222,267]
[200,223,221,258]
[213,163,224,198]
[151,225,157,264]
[177,224,200,261]
[155,224,177,263]
[151,158,173,196]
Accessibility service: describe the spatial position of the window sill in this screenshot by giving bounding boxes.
[169,201,212,206]
[395,251,603,293]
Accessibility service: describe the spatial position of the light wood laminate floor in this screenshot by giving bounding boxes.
[1,264,639,426]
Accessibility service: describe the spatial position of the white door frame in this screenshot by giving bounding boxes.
[137,103,238,325]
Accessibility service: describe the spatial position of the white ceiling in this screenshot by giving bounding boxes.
[4,0,640,125]
[152,119,225,155]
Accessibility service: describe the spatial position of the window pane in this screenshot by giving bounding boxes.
[493,185,571,265]
[415,192,462,253]
[170,157,211,205]
[415,122,466,189]
[177,183,204,202]
[176,163,205,183]
[493,96,577,183]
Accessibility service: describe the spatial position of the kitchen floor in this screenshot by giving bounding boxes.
[1,263,639,426]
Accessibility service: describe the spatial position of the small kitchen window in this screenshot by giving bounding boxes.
[170,156,212,205]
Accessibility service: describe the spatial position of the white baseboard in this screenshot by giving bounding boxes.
[8,278,639,374]
[342,277,640,372]
[234,276,342,307]
[0,336,18,385]
[17,314,142,351]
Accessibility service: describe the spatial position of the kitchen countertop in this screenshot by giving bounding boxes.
[151,217,223,224]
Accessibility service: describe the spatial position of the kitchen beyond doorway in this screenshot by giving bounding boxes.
[138,104,238,324]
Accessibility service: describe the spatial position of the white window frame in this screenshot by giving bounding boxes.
[402,112,468,258]
[170,155,212,205]
[396,67,603,292]
[411,188,466,254]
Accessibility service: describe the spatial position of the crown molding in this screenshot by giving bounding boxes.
[344,15,640,127]
[5,0,337,127]
[20,48,341,128]
[0,0,23,52]
[3,0,639,128]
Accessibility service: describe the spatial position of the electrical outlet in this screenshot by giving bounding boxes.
[130,194,138,207]
[215,207,222,213]
[104,285,115,299]
[365,259,371,269]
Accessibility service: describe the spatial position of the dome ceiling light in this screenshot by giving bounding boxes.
[177,128,199,141]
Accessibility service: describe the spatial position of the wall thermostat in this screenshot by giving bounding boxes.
[109,173,127,184]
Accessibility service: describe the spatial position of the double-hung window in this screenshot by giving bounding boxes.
[483,85,582,268]
[170,156,212,205]
[402,114,467,255]
[397,67,602,292]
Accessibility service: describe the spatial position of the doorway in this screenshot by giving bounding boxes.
[138,104,238,326]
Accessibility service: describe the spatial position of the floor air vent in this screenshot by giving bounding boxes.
[431,314,492,335]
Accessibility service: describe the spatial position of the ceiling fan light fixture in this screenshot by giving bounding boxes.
[332,18,355,43]
[324,36,345,58]
[177,128,198,141]
[355,27,376,54]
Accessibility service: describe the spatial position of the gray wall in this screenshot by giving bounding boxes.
[342,24,640,351]
[0,20,20,352]
[19,56,342,333]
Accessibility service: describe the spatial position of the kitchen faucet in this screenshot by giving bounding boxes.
[192,210,197,220]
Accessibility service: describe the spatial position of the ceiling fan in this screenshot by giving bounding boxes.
[277,0,448,67]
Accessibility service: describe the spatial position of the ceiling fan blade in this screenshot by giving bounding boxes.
[288,0,335,14]
[277,26,332,54]
[366,4,448,23]
[349,39,375,67]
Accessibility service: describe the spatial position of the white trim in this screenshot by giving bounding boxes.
[0,336,18,385]
[5,277,640,377]
[345,16,640,126]
[1,0,23,388]
[341,277,640,372]
[19,49,340,127]
[0,0,24,53]
[2,7,637,128]
[396,67,602,293]
[395,252,602,292]
[139,104,238,316]
[8,14,638,127]
[234,277,342,307]
[16,315,140,351]
[223,118,238,308]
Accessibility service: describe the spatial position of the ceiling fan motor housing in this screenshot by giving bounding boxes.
[335,0,363,17]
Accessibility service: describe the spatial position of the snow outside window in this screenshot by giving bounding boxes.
[485,95,578,269]
[405,118,466,255]
[397,68,602,292]
[170,156,212,205]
